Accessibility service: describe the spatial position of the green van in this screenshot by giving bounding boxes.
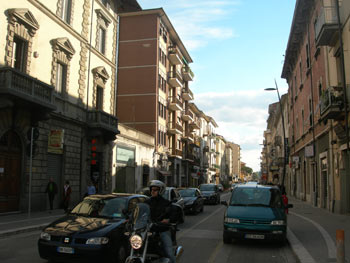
[221,183,293,243]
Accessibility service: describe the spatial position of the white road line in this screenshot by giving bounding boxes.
[208,241,223,263]
[287,227,316,263]
[290,211,336,259]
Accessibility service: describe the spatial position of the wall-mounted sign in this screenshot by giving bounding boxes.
[48,130,64,154]
[305,145,314,157]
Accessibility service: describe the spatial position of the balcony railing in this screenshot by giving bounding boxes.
[168,45,183,65]
[320,87,344,120]
[169,148,183,157]
[168,96,183,111]
[0,67,56,111]
[167,121,183,135]
[190,119,200,130]
[87,110,119,140]
[167,71,183,88]
[182,87,194,101]
[181,108,194,122]
[182,65,194,81]
[315,6,338,46]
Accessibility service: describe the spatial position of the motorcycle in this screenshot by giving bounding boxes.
[124,202,183,263]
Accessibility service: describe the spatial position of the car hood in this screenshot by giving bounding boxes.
[226,206,285,221]
[183,197,197,204]
[43,215,125,235]
[201,191,215,196]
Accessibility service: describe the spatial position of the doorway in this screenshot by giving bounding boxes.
[0,130,22,213]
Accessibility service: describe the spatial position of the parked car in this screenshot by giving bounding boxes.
[221,184,293,244]
[217,184,224,192]
[199,184,220,205]
[177,187,204,214]
[137,186,185,224]
[38,193,148,263]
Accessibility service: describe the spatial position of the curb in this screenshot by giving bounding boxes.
[0,223,47,238]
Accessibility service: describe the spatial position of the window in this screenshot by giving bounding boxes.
[61,0,72,24]
[56,62,67,94]
[301,109,304,134]
[12,37,27,72]
[306,44,310,69]
[159,48,166,66]
[299,61,302,85]
[309,98,313,126]
[96,85,103,110]
[98,27,106,54]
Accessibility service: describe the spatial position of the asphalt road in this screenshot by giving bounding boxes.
[0,192,298,263]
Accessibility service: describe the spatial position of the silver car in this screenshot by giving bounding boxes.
[162,187,185,224]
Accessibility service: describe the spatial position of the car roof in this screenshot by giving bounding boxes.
[177,187,197,190]
[85,193,147,200]
[234,183,279,190]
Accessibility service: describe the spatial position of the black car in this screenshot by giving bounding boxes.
[199,184,220,204]
[38,193,148,263]
[177,188,204,214]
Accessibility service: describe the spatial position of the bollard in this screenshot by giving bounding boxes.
[336,229,345,263]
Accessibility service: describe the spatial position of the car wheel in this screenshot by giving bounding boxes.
[223,233,231,244]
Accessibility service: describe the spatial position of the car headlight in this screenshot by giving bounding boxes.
[224,217,240,223]
[86,237,109,245]
[40,232,51,241]
[130,234,142,249]
[271,220,285,225]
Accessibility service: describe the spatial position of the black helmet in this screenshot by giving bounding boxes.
[148,180,166,195]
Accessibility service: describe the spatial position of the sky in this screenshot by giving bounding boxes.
[137,0,296,171]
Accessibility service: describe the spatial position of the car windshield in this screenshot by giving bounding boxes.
[199,185,215,191]
[230,188,283,208]
[179,189,195,197]
[71,197,127,218]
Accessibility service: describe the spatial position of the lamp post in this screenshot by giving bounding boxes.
[264,80,287,187]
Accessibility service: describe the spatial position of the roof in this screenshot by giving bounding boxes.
[86,193,146,199]
[235,183,279,190]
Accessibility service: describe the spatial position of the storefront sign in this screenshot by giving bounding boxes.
[117,146,135,165]
[48,130,64,154]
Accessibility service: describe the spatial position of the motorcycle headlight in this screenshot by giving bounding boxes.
[86,237,109,245]
[224,217,240,224]
[271,220,285,225]
[40,232,51,241]
[130,234,143,249]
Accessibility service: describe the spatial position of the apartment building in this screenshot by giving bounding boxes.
[116,8,195,187]
[280,0,350,213]
[0,0,141,213]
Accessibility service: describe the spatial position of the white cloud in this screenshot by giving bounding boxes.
[195,90,273,171]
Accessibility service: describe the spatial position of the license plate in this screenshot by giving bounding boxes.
[57,246,74,254]
[245,234,265,240]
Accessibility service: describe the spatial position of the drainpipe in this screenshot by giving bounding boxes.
[114,15,120,116]
[86,0,95,112]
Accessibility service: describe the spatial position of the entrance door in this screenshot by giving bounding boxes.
[115,165,135,193]
[0,131,22,213]
[47,153,62,209]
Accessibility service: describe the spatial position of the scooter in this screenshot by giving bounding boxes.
[124,202,183,263]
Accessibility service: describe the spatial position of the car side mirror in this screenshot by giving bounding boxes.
[221,200,228,206]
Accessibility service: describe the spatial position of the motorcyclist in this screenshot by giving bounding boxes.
[145,180,176,263]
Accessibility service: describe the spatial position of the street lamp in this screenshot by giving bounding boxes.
[264,80,287,187]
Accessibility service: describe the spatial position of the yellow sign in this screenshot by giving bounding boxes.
[48,130,64,154]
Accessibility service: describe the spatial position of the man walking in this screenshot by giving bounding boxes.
[45,177,58,212]
[62,180,72,212]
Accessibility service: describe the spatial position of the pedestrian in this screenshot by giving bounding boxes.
[45,177,58,212]
[62,180,72,212]
[87,182,96,196]
[280,185,289,214]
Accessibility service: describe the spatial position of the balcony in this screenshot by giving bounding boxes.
[182,86,194,101]
[181,131,194,142]
[168,71,183,88]
[168,45,183,65]
[87,110,119,141]
[315,6,338,46]
[182,65,194,81]
[168,96,183,111]
[167,121,183,135]
[169,148,183,157]
[190,119,200,130]
[0,67,56,117]
[320,87,344,120]
[181,108,194,122]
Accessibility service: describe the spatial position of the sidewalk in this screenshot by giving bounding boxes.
[0,209,65,238]
[287,196,349,263]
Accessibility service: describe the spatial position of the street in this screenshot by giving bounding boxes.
[0,192,298,263]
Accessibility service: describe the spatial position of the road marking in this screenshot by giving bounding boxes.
[287,227,316,263]
[208,241,223,263]
[178,205,225,240]
[290,212,336,259]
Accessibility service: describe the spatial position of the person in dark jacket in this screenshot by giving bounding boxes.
[62,180,72,212]
[145,180,175,263]
[45,177,58,212]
